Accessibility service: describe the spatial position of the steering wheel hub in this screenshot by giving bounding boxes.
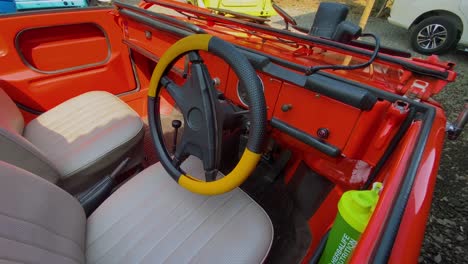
[187,107,203,130]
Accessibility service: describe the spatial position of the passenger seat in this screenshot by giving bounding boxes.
[0,88,144,194]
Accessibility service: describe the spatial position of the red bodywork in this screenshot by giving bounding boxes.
[0,1,455,262]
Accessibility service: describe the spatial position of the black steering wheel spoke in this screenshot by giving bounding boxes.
[172,149,188,168]
[161,76,189,113]
[172,144,218,182]
[205,169,218,182]
[161,51,223,177]
[173,122,220,177]
[172,132,219,182]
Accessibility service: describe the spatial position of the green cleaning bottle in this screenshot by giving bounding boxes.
[319,182,382,264]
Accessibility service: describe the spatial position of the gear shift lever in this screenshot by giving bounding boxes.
[171,120,182,153]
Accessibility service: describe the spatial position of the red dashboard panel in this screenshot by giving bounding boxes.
[224,71,362,150]
[273,82,361,149]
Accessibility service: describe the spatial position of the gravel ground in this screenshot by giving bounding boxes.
[122,1,467,262]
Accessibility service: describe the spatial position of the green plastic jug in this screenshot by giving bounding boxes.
[319,183,382,264]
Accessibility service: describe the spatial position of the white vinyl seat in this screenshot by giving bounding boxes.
[0,89,144,193]
[0,159,273,264]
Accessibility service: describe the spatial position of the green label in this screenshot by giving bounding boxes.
[319,213,361,264]
[330,233,357,264]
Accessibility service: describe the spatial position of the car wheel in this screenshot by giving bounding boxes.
[409,16,459,55]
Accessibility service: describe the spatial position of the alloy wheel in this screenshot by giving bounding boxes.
[416,24,448,50]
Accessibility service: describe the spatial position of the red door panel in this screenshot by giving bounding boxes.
[17,23,109,72]
[0,8,137,111]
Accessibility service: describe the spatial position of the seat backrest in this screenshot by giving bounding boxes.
[0,88,60,183]
[0,160,86,263]
[309,2,349,38]
[0,88,24,134]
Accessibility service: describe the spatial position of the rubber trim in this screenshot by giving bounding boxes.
[239,49,377,110]
[350,40,411,58]
[270,118,341,157]
[362,107,416,189]
[209,7,270,23]
[115,1,206,34]
[15,101,44,115]
[0,6,112,19]
[373,108,435,262]
[120,9,193,38]
[309,230,330,264]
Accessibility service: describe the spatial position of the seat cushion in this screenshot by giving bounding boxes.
[0,161,86,264]
[24,91,144,193]
[87,158,273,264]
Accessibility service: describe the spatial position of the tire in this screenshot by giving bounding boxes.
[409,16,459,55]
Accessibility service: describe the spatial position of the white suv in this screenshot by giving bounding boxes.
[389,0,468,54]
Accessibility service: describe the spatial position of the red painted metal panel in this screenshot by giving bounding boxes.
[0,9,136,111]
[17,23,109,72]
[273,82,360,149]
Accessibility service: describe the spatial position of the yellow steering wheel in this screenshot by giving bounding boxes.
[148,34,267,195]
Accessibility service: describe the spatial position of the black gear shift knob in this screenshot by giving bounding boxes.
[172,120,182,129]
[171,120,182,154]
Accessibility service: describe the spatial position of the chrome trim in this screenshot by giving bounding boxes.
[236,74,264,107]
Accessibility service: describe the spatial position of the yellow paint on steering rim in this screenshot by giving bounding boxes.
[179,148,261,195]
[148,34,212,97]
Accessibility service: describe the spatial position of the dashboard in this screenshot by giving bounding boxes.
[121,15,408,189]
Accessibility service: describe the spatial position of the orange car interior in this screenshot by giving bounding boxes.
[0,2,452,263]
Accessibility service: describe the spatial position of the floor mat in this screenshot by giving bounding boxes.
[242,169,312,264]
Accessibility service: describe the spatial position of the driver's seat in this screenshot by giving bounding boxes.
[0,158,273,263]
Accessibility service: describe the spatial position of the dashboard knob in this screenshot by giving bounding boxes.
[281,104,293,112]
[317,128,330,139]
